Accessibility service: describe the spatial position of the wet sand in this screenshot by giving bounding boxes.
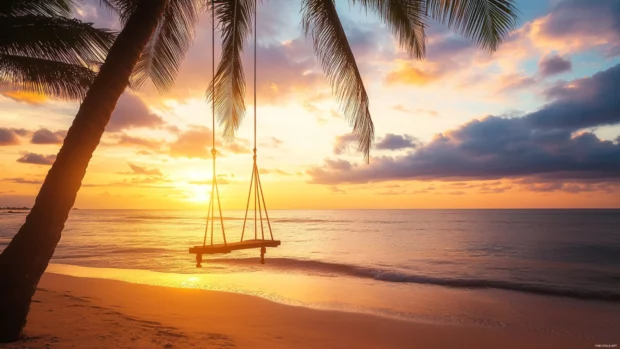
[0,273,594,349]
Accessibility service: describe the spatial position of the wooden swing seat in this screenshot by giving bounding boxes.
[189,239,281,255]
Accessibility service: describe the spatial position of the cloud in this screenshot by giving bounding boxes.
[122,163,163,176]
[31,128,66,144]
[415,109,439,117]
[16,153,56,165]
[539,55,572,77]
[527,64,620,131]
[168,126,213,159]
[309,123,620,185]
[515,178,618,194]
[392,105,409,113]
[531,0,620,57]
[106,93,165,132]
[188,174,231,185]
[385,62,440,86]
[226,142,251,154]
[334,133,420,155]
[497,74,538,92]
[0,128,21,146]
[111,134,164,150]
[308,65,620,185]
[260,137,283,148]
[333,134,358,155]
[1,177,43,185]
[376,134,420,151]
[259,168,292,176]
[0,91,48,105]
[329,186,346,194]
[392,106,438,117]
[408,0,619,97]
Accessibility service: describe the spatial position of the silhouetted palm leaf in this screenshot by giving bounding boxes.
[303,0,374,161]
[130,0,200,92]
[353,0,426,59]
[0,0,73,17]
[0,16,115,66]
[0,54,96,99]
[208,0,517,161]
[0,0,115,100]
[426,0,518,51]
[205,0,254,137]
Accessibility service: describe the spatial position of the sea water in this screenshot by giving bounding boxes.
[1,209,619,340]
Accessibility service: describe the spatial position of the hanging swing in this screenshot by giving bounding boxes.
[189,0,280,268]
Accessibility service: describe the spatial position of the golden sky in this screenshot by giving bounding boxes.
[1,0,619,209]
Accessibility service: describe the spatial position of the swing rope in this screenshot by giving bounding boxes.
[203,0,226,248]
[240,0,273,242]
[192,0,278,267]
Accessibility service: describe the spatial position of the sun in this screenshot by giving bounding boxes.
[186,184,211,203]
[175,169,215,204]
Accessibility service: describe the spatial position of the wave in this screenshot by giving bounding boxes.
[204,257,620,302]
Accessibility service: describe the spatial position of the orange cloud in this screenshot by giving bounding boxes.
[385,62,439,86]
[1,91,48,105]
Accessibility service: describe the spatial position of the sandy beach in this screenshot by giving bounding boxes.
[1,273,594,349]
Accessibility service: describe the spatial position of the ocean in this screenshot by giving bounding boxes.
[1,209,619,340]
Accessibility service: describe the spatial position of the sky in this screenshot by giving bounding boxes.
[1,0,619,209]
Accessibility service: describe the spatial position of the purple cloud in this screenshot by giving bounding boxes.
[106,93,164,132]
[333,134,358,155]
[528,64,620,131]
[0,128,20,146]
[16,153,56,165]
[539,0,620,57]
[308,64,620,185]
[539,55,572,77]
[376,134,420,150]
[31,128,66,144]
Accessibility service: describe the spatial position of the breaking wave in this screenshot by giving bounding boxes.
[205,257,620,302]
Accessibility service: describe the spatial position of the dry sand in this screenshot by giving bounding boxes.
[1,273,593,349]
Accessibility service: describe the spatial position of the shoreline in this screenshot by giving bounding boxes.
[4,273,595,349]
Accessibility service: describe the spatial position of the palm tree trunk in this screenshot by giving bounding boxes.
[0,0,168,342]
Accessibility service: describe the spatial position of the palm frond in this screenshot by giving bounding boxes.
[131,0,199,93]
[0,16,116,66]
[426,0,518,51]
[0,54,97,100]
[205,0,254,137]
[206,0,256,137]
[0,0,74,17]
[352,0,427,59]
[302,0,374,162]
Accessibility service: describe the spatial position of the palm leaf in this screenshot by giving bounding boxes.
[0,0,74,17]
[131,0,199,93]
[302,0,374,162]
[0,15,116,66]
[426,0,518,51]
[0,54,97,99]
[352,0,426,59]
[205,0,254,137]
